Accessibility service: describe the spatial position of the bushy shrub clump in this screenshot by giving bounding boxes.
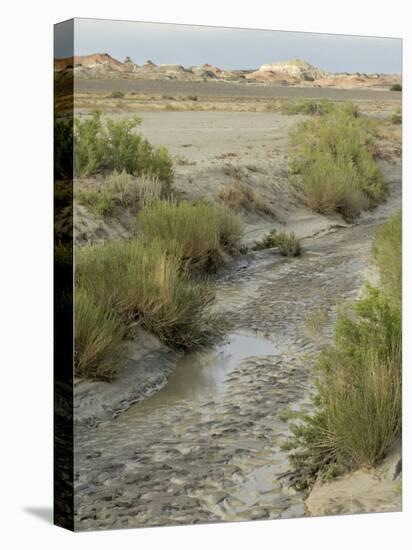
[138,201,242,272]
[75,238,219,379]
[284,212,402,489]
[289,105,386,218]
[73,111,174,187]
[390,84,402,92]
[253,229,301,257]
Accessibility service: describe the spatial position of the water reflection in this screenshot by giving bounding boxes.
[120,333,277,420]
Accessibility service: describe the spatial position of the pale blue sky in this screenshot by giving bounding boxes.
[55,18,402,74]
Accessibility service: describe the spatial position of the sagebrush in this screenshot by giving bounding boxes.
[284,212,402,489]
[73,111,174,187]
[289,104,386,218]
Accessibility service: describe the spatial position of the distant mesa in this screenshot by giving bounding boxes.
[258,59,328,81]
[53,52,401,90]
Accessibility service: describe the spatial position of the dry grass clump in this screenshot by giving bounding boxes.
[253,229,301,256]
[75,171,164,217]
[290,105,387,219]
[285,213,402,490]
[218,181,273,216]
[372,211,402,303]
[138,200,242,272]
[75,287,124,380]
[76,239,219,371]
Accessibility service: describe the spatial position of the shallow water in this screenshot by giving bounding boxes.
[121,333,278,417]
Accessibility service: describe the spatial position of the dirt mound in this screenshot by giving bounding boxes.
[54,52,126,71]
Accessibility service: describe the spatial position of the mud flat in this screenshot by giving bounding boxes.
[74,78,402,102]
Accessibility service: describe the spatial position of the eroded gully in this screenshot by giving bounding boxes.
[74,209,396,530]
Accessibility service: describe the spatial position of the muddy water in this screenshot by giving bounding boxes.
[74,220,394,531]
[123,333,278,411]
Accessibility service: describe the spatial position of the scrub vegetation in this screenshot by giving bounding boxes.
[253,229,301,257]
[73,110,174,184]
[284,211,402,490]
[75,171,165,217]
[138,200,242,272]
[289,103,387,218]
[75,238,221,379]
[71,111,243,379]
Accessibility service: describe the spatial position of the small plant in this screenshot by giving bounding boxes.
[390,83,402,92]
[218,182,273,216]
[186,95,198,101]
[109,90,125,99]
[391,109,402,125]
[253,229,301,256]
[281,99,334,116]
[215,204,243,253]
[75,171,166,216]
[76,188,114,217]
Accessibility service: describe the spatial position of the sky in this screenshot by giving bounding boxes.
[54,18,402,74]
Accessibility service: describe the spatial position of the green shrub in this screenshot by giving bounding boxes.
[76,239,218,349]
[275,231,302,257]
[284,213,402,489]
[187,95,198,101]
[372,211,402,303]
[281,99,335,116]
[109,90,125,99]
[285,287,401,490]
[138,200,242,272]
[75,287,124,380]
[390,84,402,92]
[74,111,106,177]
[253,229,301,256]
[391,109,402,125]
[74,111,174,188]
[76,188,114,217]
[290,106,387,218]
[281,100,359,118]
